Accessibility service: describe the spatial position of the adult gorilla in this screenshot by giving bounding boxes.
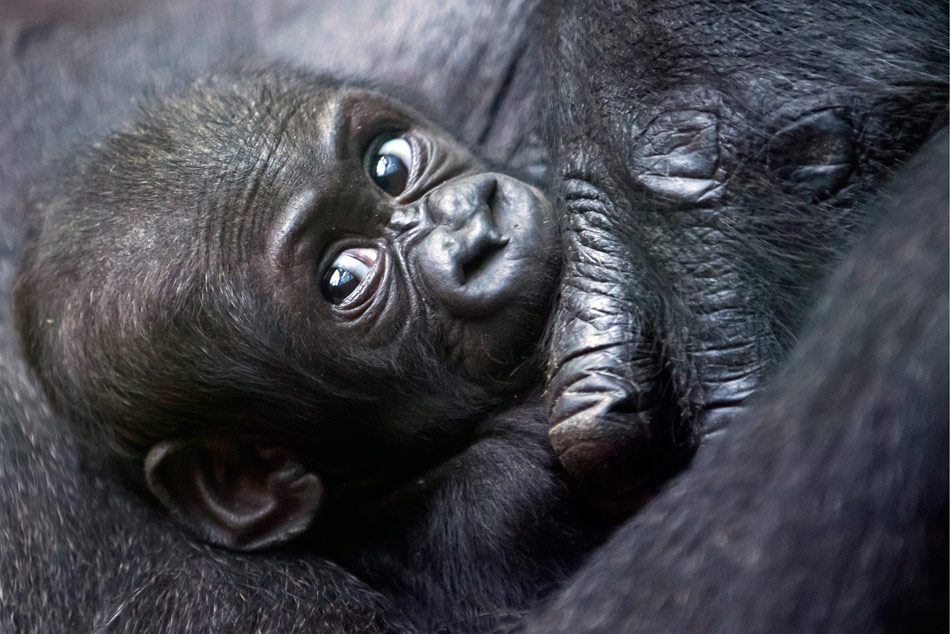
[542,0,948,501]
[532,0,948,631]
[526,133,949,633]
[0,2,946,634]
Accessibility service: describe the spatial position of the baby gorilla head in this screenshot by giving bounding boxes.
[15,65,560,549]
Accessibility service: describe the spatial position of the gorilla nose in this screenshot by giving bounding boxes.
[418,173,529,315]
[426,174,499,229]
[425,174,510,284]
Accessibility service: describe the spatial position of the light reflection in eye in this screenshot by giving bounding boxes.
[368,136,412,195]
[321,248,379,304]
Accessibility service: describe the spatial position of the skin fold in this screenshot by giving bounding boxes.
[537,0,949,509]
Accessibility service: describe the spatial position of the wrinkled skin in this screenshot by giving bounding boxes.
[521,131,949,634]
[519,0,948,630]
[12,66,602,634]
[540,0,949,506]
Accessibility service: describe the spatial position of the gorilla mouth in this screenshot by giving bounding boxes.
[457,235,509,285]
[418,173,559,317]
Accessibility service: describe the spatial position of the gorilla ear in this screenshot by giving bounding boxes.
[144,439,323,551]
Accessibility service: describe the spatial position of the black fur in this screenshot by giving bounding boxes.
[540,0,948,506]
[9,65,599,634]
[0,3,563,633]
[1,1,947,633]
[0,368,413,634]
[522,132,949,633]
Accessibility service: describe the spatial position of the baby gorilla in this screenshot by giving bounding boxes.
[14,65,602,632]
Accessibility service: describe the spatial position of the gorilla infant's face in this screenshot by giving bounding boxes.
[15,68,560,528]
[266,88,558,387]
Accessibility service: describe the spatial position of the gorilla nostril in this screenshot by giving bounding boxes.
[460,230,509,284]
[478,177,500,226]
[476,176,498,204]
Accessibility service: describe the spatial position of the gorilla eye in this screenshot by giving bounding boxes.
[321,247,380,304]
[368,136,413,196]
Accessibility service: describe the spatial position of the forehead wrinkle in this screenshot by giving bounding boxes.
[251,93,341,263]
[217,101,298,268]
[213,87,342,271]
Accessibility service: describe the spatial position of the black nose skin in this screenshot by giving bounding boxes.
[426,174,497,230]
[412,171,555,318]
[424,174,508,284]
